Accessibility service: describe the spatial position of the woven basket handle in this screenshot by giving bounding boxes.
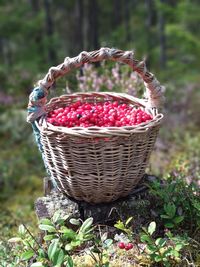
[27,47,164,123]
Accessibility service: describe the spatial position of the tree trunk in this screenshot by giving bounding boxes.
[1,38,12,66]
[43,0,57,64]
[0,37,4,64]
[158,0,167,69]
[29,0,39,11]
[73,0,84,54]
[112,0,122,28]
[29,0,44,64]
[145,0,154,67]
[87,0,99,51]
[124,0,131,43]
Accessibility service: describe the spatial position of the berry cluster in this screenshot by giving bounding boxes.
[118,242,133,251]
[47,101,153,128]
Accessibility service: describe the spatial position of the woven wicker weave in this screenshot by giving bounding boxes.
[27,48,164,204]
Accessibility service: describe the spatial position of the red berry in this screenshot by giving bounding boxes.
[115,121,122,127]
[121,103,127,109]
[47,118,54,124]
[47,101,153,128]
[118,242,125,249]
[113,101,119,107]
[125,243,133,250]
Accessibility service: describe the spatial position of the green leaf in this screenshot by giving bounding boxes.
[148,222,156,235]
[160,214,170,219]
[125,217,133,226]
[155,238,167,247]
[164,222,174,228]
[103,239,113,248]
[79,217,93,233]
[48,240,58,260]
[192,200,200,211]
[38,248,46,258]
[164,203,176,218]
[59,227,76,239]
[114,221,125,231]
[69,218,81,226]
[18,224,26,235]
[140,234,152,244]
[101,232,108,242]
[170,249,179,257]
[52,248,65,266]
[56,215,70,225]
[54,219,64,226]
[175,244,183,251]
[173,216,184,224]
[83,233,94,240]
[21,250,34,260]
[39,218,53,226]
[65,244,73,251]
[163,247,172,257]
[71,240,81,247]
[155,255,162,262]
[44,234,57,241]
[66,255,74,267]
[39,224,56,233]
[165,230,173,238]
[30,263,45,267]
[147,244,157,252]
[141,227,148,234]
[52,211,61,224]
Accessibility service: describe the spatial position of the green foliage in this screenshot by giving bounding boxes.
[149,177,200,234]
[0,109,32,143]
[4,212,112,267]
[140,222,189,266]
[1,210,200,266]
[0,1,200,266]
[0,0,200,95]
[114,217,134,240]
[160,203,184,229]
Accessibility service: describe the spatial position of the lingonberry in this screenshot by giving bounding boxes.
[47,101,153,128]
[118,242,125,249]
[126,243,134,250]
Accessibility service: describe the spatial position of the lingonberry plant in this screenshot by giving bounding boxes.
[149,177,200,234]
[3,211,200,267]
[7,212,113,267]
[47,101,153,128]
[140,221,189,267]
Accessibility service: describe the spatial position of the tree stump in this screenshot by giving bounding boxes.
[35,175,158,227]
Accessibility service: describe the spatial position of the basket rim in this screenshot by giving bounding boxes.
[37,91,164,138]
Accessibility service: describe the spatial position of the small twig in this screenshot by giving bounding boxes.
[191,227,200,240]
[189,237,200,247]
[188,250,196,267]
[183,256,193,266]
[22,223,44,251]
[87,249,98,264]
[108,207,123,222]
[25,239,39,256]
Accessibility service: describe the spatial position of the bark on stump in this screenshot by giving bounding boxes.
[35,175,158,225]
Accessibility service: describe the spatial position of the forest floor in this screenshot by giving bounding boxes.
[0,82,200,266]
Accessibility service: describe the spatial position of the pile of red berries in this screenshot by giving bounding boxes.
[118,242,133,251]
[47,101,153,128]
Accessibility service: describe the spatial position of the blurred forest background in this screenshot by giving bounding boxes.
[0,0,200,241]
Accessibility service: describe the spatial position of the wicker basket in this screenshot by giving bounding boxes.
[27,48,164,204]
